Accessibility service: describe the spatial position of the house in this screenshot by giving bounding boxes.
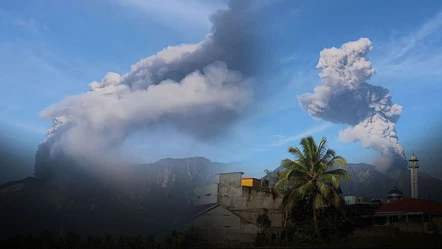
[344,195,384,228]
[373,197,442,233]
[374,198,442,223]
[189,172,284,243]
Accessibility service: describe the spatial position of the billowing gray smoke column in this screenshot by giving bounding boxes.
[35,0,267,181]
[298,38,406,172]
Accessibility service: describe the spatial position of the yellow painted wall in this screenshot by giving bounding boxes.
[242,178,255,187]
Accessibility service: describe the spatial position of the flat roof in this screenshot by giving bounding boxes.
[352,202,379,205]
[215,172,244,175]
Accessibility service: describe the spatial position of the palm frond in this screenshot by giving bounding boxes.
[330,191,345,210]
[288,146,306,161]
[324,155,347,170]
[320,174,340,189]
[323,169,350,181]
[300,137,316,169]
[316,181,331,199]
[313,194,327,209]
[281,158,309,173]
[277,135,350,217]
[317,137,328,161]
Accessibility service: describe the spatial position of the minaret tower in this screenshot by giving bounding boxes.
[408,152,419,199]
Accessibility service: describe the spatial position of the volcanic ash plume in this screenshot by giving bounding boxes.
[298,38,406,172]
[34,0,265,181]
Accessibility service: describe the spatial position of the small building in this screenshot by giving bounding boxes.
[188,172,284,243]
[241,178,262,189]
[345,196,357,205]
[344,196,384,227]
[191,203,245,242]
[345,196,378,205]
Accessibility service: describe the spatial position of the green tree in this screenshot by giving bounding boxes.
[256,213,272,233]
[275,136,349,239]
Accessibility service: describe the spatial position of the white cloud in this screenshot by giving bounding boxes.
[375,11,442,78]
[15,18,39,33]
[389,11,442,60]
[279,54,297,65]
[269,123,333,147]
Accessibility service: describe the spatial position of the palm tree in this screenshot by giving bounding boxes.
[275,136,349,239]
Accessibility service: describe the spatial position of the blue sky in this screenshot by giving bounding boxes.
[1,0,441,179]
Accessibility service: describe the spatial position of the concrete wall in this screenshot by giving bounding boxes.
[216,172,284,225]
[193,205,241,242]
[216,173,283,211]
[235,209,283,228]
[194,184,218,205]
[193,172,284,243]
[217,173,245,207]
[398,222,424,233]
[238,186,283,210]
[216,172,243,186]
[240,221,259,242]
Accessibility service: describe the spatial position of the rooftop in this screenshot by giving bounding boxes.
[191,203,219,219]
[376,198,442,215]
[215,172,244,175]
[387,187,404,198]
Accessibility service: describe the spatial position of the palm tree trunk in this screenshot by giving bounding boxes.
[284,211,288,244]
[281,210,287,245]
[313,208,320,239]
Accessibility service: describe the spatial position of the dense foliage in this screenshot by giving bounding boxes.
[274,136,352,243]
[0,228,201,249]
[286,199,355,243]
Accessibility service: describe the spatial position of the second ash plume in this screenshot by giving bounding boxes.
[298,38,406,172]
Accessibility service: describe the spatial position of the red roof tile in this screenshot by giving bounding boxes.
[375,198,442,215]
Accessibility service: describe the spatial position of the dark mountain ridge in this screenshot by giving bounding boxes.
[264,162,442,202]
[1,157,442,239]
[0,157,231,239]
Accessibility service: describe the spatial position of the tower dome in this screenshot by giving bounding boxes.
[387,186,403,203]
